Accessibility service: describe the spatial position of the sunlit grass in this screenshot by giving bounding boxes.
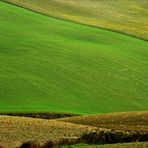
[2,0,148,40]
[0,1,148,114]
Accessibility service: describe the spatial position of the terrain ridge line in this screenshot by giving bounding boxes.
[1,0,147,42]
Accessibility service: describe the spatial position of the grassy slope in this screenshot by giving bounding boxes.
[0,115,96,147]
[0,112,148,147]
[0,1,148,114]
[2,0,148,40]
[59,112,148,132]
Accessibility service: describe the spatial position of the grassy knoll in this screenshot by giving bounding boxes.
[59,112,148,132]
[0,112,148,147]
[0,115,96,147]
[0,1,148,114]
[2,0,148,40]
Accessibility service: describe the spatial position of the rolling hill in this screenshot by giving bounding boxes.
[2,0,148,40]
[0,1,148,114]
[1,112,148,147]
[0,115,97,147]
[59,112,148,132]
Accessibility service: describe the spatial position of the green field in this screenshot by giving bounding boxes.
[2,0,148,40]
[0,1,148,114]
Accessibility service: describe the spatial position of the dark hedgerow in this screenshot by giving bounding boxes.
[1,130,147,148]
[0,112,77,120]
[79,130,148,144]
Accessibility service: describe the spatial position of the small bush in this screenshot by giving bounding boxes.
[20,141,40,148]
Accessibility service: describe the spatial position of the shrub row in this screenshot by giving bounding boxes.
[79,130,148,144]
[1,130,148,148]
[0,112,77,119]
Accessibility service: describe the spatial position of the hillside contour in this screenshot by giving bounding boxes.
[0,1,148,114]
[59,112,148,132]
[0,115,97,147]
[0,112,148,147]
[2,0,148,41]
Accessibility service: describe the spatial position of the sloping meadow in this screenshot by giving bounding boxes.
[2,0,148,40]
[0,1,148,114]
